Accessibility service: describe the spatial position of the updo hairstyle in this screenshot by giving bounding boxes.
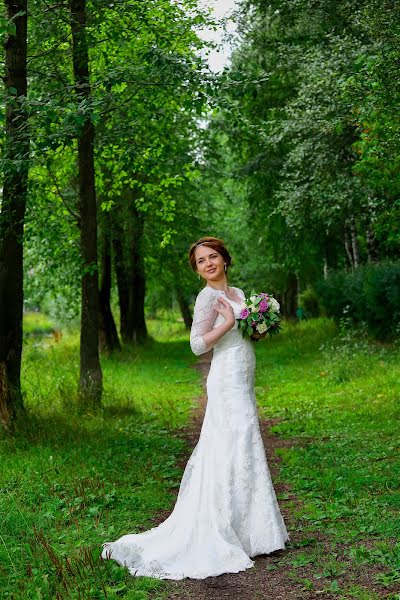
[188,236,232,272]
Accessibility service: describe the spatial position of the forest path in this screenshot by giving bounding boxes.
[160,352,336,600]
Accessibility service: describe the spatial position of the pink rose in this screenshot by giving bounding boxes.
[240,308,250,319]
[258,299,268,313]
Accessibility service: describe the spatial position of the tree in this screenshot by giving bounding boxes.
[98,207,120,352]
[69,0,102,407]
[0,1,29,428]
[199,0,399,311]
[20,0,211,358]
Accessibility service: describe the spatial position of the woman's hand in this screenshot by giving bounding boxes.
[215,297,235,328]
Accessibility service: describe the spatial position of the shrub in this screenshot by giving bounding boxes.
[298,287,320,318]
[316,261,400,339]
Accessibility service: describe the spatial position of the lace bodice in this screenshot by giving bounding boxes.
[190,286,246,356]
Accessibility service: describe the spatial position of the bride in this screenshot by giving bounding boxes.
[101,236,289,579]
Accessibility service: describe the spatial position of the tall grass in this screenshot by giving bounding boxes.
[1,314,199,600]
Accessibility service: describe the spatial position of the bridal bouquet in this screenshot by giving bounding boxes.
[237,290,282,340]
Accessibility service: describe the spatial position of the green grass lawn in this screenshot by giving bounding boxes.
[255,318,400,599]
[1,315,399,599]
[1,316,200,600]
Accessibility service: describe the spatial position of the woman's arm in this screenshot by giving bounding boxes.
[200,297,235,350]
[190,292,235,356]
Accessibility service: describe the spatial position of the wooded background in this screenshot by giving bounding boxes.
[1,0,399,427]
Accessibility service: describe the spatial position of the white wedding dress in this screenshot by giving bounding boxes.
[101,285,289,579]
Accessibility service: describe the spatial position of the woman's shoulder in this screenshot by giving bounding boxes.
[195,285,219,304]
[230,285,245,298]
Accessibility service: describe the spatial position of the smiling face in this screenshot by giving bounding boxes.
[194,245,226,284]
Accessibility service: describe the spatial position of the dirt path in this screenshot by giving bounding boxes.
[142,351,398,600]
[152,352,335,600]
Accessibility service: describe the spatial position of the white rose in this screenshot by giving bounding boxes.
[250,304,258,313]
[269,297,280,313]
[256,322,267,334]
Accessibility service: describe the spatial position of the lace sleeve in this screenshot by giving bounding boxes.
[190,288,218,356]
[233,287,246,301]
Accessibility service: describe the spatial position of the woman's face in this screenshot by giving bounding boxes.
[195,245,226,283]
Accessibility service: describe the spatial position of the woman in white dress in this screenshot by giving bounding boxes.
[101,236,289,579]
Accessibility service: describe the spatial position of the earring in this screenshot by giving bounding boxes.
[224,264,227,272]
[197,273,200,280]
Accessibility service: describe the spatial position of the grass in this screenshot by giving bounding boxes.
[23,311,57,337]
[1,314,399,599]
[1,315,200,600]
[255,317,400,598]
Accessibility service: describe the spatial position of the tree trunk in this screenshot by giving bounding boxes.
[98,210,120,353]
[69,0,102,407]
[344,226,354,270]
[176,287,192,329]
[366,227,379,263]
[323,255,329,279]
[126,200,147,344]
[324,236,338,274]
[0,1,28,429]
[111,209,129,342]
[350,214,360,268]
[283,272,298,319]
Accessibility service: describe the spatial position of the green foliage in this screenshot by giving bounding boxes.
[23,311,55,336]
[298,287,321,319]
[316,261,400,338]
[346,2,400,198]
[200,0,400,312]
[20,0,213,321]
[4,0,400,337]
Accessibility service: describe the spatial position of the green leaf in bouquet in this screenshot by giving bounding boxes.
[269,323,282,335]
[246,325,253,336]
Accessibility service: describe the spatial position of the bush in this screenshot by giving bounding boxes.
[298,287,320,318]
[316,261,400,339]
